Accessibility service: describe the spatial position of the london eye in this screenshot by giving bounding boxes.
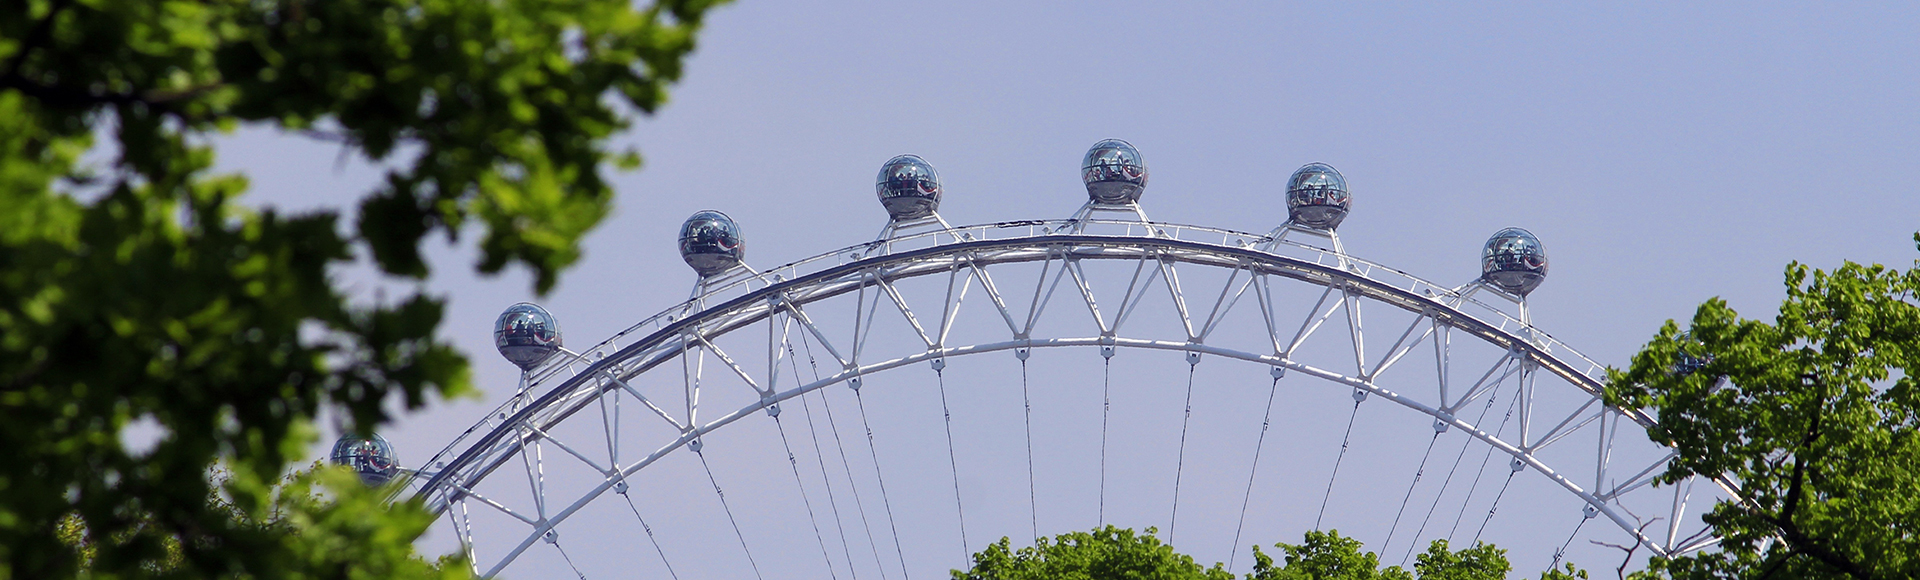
[349,140,1734,578]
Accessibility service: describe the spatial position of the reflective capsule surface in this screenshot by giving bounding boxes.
[495,302,561,369]
[876,155,942,221]
[1671,332,1713,377]
[679,210,745,277]
[1286,162,1350,229]
[1082,139,1148,204]
[330,433,400,486]
[1481,227,1549,296]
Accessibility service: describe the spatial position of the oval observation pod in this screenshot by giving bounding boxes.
[1286,162,1350,230]
[1481,227,1548,296]
[1082,139,1148,204]
[1671,333,1713,377]
[679,210,745,277]
[876,155,942,221]
[330,433,400,486]
[495,302,562,370]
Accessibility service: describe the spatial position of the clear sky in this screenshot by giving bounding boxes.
[219,2,1919,577]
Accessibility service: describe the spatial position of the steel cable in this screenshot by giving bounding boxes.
[1099,356,1112,525]
[1381,431,1443,556]
[774,414,843,580]
[1472,366,1533,545]
[933,365,971,558]
[696,448,765,580]
[616,484,681,580]
[1314,396,1365,530]
[1168,360,1199,543]
[1020,354,1039,541]
[1549,514,1591,570]
[1228,375,1283,571]
[1400,378,1509,566]
[1448,381,1520,544]
[788,345,865,580]
[797,335,894,580]
[852,384,914,580]
[1471,467,1520,546]
[549,535,588,580]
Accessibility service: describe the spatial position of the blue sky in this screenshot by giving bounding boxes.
[221,2,1919,577]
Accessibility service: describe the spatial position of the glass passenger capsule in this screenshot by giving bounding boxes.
[1082,139,1148,204]
[1671,333,1713,377]
[1481,227,1548,296]
[876,155,942,221]
[679,210,745,277]
[495,302,562,370]
[330,433,400,486]
[1286,162,1350,230]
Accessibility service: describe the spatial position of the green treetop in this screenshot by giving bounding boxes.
[955,526,1235,580]
[0,0,725,577]
[953,527,1586,580]
[1606,234,1920,580]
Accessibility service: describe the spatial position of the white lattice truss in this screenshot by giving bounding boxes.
[406,216,1738,577]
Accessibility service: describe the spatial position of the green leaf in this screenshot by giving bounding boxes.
[0,0,728,576]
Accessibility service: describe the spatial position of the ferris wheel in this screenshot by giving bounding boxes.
[340,140,1739,578]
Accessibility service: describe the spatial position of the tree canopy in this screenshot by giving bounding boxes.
[954,526,1234,580]
[0,0,724,577]
[952,527,1586,580]
[1606,234,1920,580]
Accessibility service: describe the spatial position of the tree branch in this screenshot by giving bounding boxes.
[1761,383,1875,580]
[1756,549,1795,580]
[1590,510,1659,580]
[1778,387,1821,524]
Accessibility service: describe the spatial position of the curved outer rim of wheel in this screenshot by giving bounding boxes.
[408,219,1741,575]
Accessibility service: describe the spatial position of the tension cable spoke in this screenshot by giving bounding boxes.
[799,334,893,580]
[775,413,843,580]
[696,447,766,580]
[1314,393,1366,530]
[789,348,864,580]
[1448,383,1521,544]
[617,481,681,580]
[1381,431,1443,556]
[1168,358,1199,543]
[1019,351,1039,541]
[546,532,588,580]
[1401,380,1509,566]
[1550,511,1594,570]
[852,382,914,580]
[1229,374,1283,571]
[934,363,971,557]
[1099,355,1112,525]
[1471,461,1522,545]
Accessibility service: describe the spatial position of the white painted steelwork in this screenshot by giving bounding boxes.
[404,217,1733,577]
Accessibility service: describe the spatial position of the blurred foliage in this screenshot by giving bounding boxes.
[1606,233,1920,580]
[0,0,724,577]
[952,527,1584,580]
[56,464,462,579]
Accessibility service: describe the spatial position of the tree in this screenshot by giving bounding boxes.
[954,526,1235,580]
[55,464,463,578]
[0,0,725,577]
[1247,530,1540,580]
[1605,234,1920,580]
[953,527,1585,580]
[1248,530,1409,580]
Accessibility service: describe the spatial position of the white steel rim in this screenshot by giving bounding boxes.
[405,217,1734,577]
